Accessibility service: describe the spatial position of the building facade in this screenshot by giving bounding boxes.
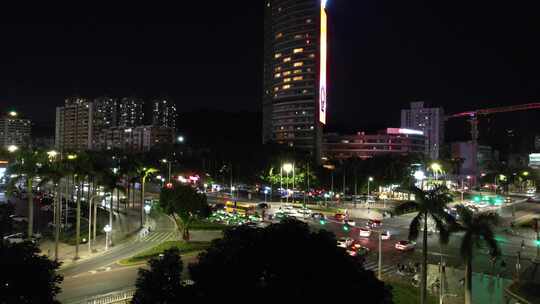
[152,98,177,129]
[0,111,31,148]
[55,97,94,152]
[93,96,119,148]
[401,101,444,159]
[451,141,498,178]
[323,128,426,160]
[263,0,327,158]
[119,97,144,127]
[98,125,174,152]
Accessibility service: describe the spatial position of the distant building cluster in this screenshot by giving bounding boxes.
[323,128,426,160]
[55,96,177,152]
[0,111,31,149]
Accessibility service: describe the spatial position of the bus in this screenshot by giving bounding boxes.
[225,201,256,215]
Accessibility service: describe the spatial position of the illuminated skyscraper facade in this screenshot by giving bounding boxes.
[152,98,177,130]
[263,0,327,159]
[119,97,144,127]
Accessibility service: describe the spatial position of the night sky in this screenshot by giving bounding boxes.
[3,1,540,140]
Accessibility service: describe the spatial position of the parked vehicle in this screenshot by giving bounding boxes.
[395,240,416,251]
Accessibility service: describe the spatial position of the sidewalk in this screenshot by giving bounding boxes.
[40,207,144,268]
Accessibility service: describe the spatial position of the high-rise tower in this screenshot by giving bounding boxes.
[263,0,328,159]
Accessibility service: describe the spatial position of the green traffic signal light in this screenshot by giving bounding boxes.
[343,224,350,232]
[319,219,326,225]
[473,196,481,202]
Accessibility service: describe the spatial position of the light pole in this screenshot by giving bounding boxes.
[162,159,172,183]
[103,224,112,251]
[367,177,374,205]
[264,188,269,203]
[283,163,293,203]
[141,168,157,228]
[144,204,151,227]
[378,230,382,280]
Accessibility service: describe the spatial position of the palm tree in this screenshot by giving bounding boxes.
[39,157,68,261]
[7,149,46,238]
[394,186,454,304]
[454,205,500,304]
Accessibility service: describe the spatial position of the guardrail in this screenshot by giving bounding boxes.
[66,288,136,304]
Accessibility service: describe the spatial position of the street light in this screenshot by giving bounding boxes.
[177,136,185,143]
[367,177,374,205]
[141,168,158,228]
[47,150,59,159]
[7,145,18,153]
[144,204,151,227]
[161,159,172,182]
[67,154,77,160]
[283,163,293,203]
[103,224,112,251]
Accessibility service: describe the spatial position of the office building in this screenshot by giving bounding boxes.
[99,125,174,152]
[55,97,94,152]
[152,98,177,129]
[93,96,118,148]
[401,101,445,159]
[119,97,144,127]
[263,0,328,159]
[323,128,426,160]
[0,111,31,148]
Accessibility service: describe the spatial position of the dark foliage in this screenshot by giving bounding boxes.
[0,242,63,304]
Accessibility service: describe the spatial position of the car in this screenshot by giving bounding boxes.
[395,240,416,251]
[311,212,325,219]
[505,197,512,203]
[337,237,354,248]
[347,245,370,257]
[367,219,381,228]
[9,215,28,223]
[381,231,391,240]
[527,197,540,203]
[359,227,372,238]
[345,219,356,226]
[3,233,25,244]
[335,213,346,221]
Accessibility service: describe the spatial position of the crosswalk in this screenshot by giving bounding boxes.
[138,231,177,243]
[363,260,396,277]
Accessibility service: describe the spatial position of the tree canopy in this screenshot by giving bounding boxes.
[159,183,210,240]
[0,242,63,304]
[187,219,392,302]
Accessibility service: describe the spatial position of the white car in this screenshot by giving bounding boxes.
[9,215,28,223]
[3,233,25,244]
[345,219,356,226]
[381,231,391,240]
[337,237,354,248]
[359,227,372,238]
[395,240,416,251]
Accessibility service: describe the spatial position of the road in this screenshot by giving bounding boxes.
[57,212,176,303]
[50,193,540,302]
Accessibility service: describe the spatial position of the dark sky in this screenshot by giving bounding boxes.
[2,1,540,137]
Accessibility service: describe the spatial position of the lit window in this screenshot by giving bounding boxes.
[293,76,303,81]
[283,84,291,89]
[276,32,283,38]
[275,73,281,78]
[294,34,304,39]
[274,53,282,58]
[274,87,279,92]
[306,19,312,23]
[293,69,302,74]
[275,66,282,72]
[294,62,304,67]
[283,57,291,63]
[283,78,291,83]
[293,48,304,53]
[283,71,291,76]
[302,89,309,94]
[309,54,315,58]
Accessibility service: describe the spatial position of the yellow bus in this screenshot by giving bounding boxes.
[225,201,255,215]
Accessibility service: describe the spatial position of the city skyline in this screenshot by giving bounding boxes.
[3,1,540,134]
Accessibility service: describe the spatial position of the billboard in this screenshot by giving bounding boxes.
[319,0,328,125]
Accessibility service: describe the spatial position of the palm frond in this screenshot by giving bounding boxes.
[432,214,450,245]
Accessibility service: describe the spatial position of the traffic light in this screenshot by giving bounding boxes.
[319,219,326,225]
[343,223,350,232]
[166,182,173,189]
[473,196,481,203]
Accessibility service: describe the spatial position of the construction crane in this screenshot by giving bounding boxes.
[448,102,540,143]
[447,102,540,179]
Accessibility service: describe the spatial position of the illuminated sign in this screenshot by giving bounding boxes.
[529,153,540,168]
[386,128,424,136]
[319,0,328,125]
